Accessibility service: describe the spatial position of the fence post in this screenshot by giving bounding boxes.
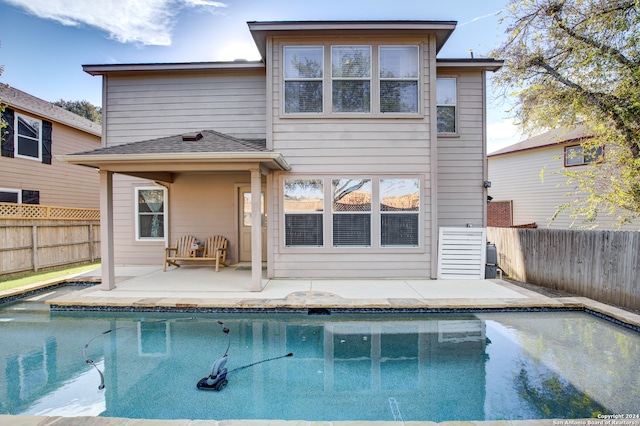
[89,224,94,262]
[31,225,39,272]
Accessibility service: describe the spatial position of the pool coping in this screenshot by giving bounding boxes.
[0,415,614,426]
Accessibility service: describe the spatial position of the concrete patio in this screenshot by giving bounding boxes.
[19,265,637,329]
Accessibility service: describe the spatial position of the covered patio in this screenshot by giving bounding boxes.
[60,130,291,293]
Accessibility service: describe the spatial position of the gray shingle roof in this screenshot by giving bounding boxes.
[0,83,101,136]
[71,130,267,156]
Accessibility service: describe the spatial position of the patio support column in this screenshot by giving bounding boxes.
[99,170,116,290]
[250,168,263,291]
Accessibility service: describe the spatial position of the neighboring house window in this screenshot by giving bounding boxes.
[436,78,457,133]
[380,178,419,246]
[0,188,39,204]
[331,46,371,113]
[565,145,603,167]
[379,46,419,113]
[136,187,167,241]
[1,108,52,164]
[284,179,324,247]
[15,113,42,161]
[332,179,372,247]
[284,46,324,113]
[0,188,21,203]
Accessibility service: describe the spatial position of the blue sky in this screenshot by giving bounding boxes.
[0,0,522,152]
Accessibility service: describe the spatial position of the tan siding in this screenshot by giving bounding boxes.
[0,116,101,208]
[112,173,254,265]
[437,70,487,228]
[267,37,433,278]
[105,72,266,145]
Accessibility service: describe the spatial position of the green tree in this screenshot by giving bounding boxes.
[491,0,640,226]
[54,99,102,124]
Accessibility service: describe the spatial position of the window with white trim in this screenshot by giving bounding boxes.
[0,188,21,203]
[284,179,324,247]
[135,187,167,241]
[379,46,419,113]
[283,177,420,249]
[332,178,372,246]
[284,46,324,113]
[332,46,371,113]
[15,113,42,160]
[436,78,457,133]
[380,179,419,246]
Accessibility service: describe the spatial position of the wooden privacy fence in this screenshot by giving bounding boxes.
[487,227,640,311]
[0,203,101,276]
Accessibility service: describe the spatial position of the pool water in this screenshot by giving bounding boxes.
[1,289,639,421]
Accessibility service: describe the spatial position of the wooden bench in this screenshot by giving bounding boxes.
[164,235,228,272]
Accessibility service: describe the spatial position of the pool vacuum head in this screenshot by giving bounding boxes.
[197,321,230,391]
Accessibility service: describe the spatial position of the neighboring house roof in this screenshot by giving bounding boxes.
[488,125,591,157]
[60,129,290,174]
[0,84,102,137]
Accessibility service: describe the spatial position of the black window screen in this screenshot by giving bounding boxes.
[381,214,418,246]
[0,191,19,203]
[285,214,323,247]
[333,214,371,246]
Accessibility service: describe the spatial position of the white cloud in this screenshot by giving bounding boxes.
[487,119,523,153]
[4,0,227,46]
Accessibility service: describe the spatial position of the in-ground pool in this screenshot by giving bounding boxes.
[1,286,639,422]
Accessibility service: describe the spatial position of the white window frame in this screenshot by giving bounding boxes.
[332,178,372,247]
[379,178,420,247]
[135,186,168,242]
[283,178,325,247]
[0,188,21,203]
[14,112,42,161]
[282,43,421,117]
[282,176,422,251]
[378,45,420,114]
[283,46,325,114]
[436,77,457,134]
[331,45,372,114]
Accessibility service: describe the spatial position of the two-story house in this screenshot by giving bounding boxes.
[62,20,502,290]
[1,84,101,207]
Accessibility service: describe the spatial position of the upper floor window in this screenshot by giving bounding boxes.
[15,113,42,161]
[136,187,167,241]
[332,46,371,113]
[283,44,420,116]
[284,46,324,113]
[565,145,603,167]
[379,46,419,113]
[436,78,457,133]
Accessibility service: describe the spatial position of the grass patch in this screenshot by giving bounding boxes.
[0,263,101,292]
